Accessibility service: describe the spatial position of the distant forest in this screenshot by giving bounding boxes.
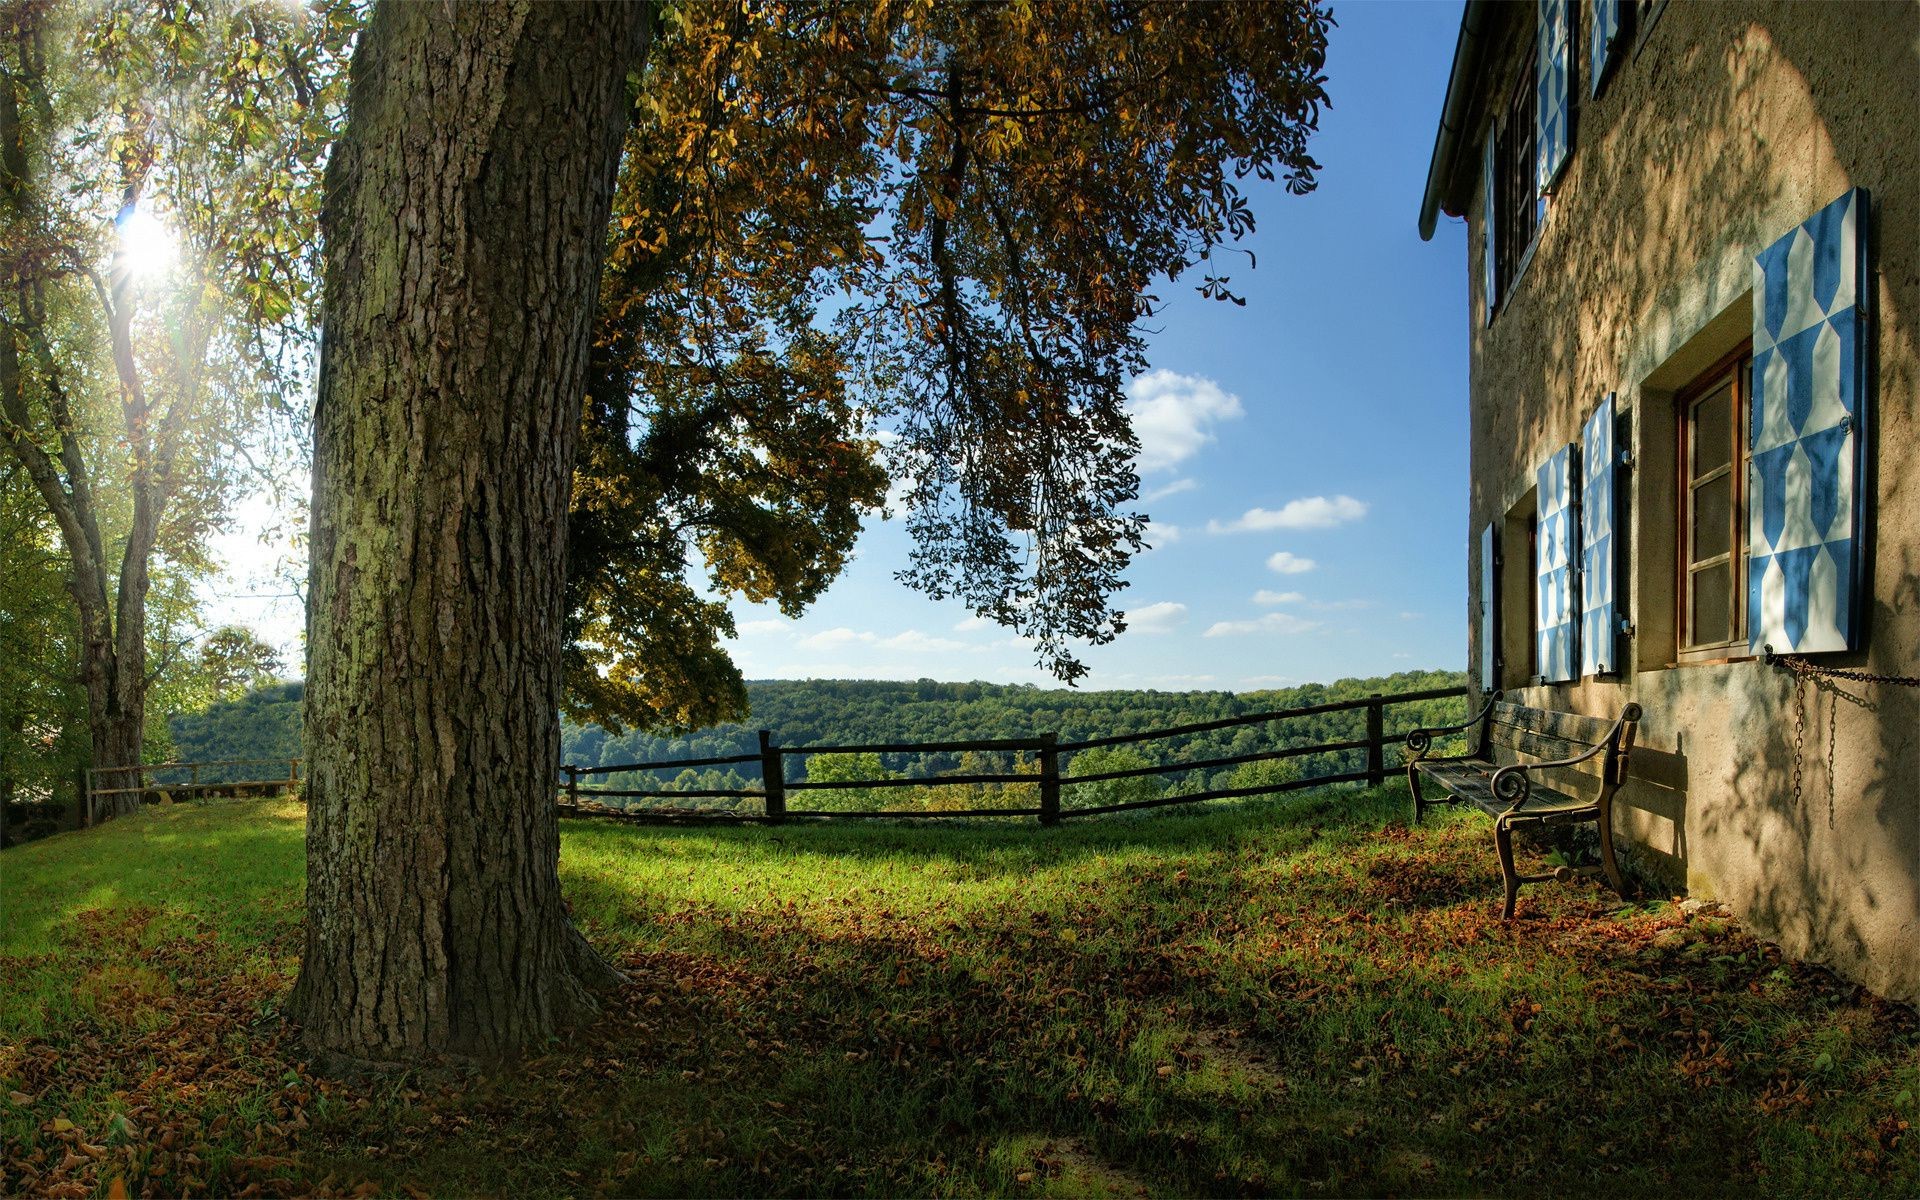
[169,670,1469,812]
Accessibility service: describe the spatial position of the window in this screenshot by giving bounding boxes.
[1676,345,1751,659]
[1492,44,1542,302]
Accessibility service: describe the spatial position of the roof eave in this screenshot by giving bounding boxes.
[1418,0,1496,242]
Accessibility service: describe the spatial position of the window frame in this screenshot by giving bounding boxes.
[1492,40,1543,309]
[1673,342,1753,663]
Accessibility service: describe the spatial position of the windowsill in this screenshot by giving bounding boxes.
[1665,654,1758,669]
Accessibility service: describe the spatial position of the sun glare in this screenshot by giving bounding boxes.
[114,204,179,280]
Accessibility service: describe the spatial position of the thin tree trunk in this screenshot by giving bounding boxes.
[0,7,148,821]
[290,0,651,1067]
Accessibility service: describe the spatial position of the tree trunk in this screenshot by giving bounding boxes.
[290,0,651,1066]
[0,9,149,824]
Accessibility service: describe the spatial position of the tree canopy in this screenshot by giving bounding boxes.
[564,0,1332,733]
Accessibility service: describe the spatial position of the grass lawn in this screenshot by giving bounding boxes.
[2,786,1915,1198]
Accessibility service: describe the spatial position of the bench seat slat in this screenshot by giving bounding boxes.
[1411,760,1594,818]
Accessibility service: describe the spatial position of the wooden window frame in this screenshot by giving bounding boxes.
[1526,512,1541,683]
[1674,342,1752,662]
[1492,41,1542,307]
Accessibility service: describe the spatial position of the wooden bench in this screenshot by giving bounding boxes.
[1403,695,1642,918]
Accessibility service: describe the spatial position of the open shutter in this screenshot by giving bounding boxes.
[1535,444,1578,682]
[1479,523,1500,690]
[1589,0,1623,96]
[1483,134,1499,324]
[1536,0,1572,193]
[1579,394,1620,676]
[1749,188,1871,655]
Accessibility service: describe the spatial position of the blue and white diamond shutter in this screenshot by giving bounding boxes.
[1480,523,1499,690]
[1749,188,1870,655]
[1535,445,1578,682]
[1536,0,1572,194]
[1589,0,1622,97]
[1580,395,1619,676]
[1483,134,1499,324]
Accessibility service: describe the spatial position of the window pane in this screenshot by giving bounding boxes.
[1692,563,1731,646]
[1692,383,1733,477]
[1692,473,1732,561]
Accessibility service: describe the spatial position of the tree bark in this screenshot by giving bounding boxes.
[290,1,651,1066]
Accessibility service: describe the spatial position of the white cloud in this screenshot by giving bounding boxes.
[1238,674,1301,689]
[952,614,995,632]
[795,627,969,654]
[1151,674,1218,688]
[735,618,794,637]
[1203,612,1320,638]
[1142,476,1199,503]
[1252,589,1304,606]
[1207,495,1368,534]
[1399,611,1423,620]
[1124,370,1244,473]
[1126,601,1188,634]
[1266,551,1317,575]
[1143,521,1181,549]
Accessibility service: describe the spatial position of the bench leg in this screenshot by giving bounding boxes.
[1407,762,1425,825]
[1597,810,1627,899]
[1494,817,1521,920]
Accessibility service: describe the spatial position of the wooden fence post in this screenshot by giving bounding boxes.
[760,730,786,823]
[1365,693,1385,786]
[565,765,579,811]
[1038,733,1060,826]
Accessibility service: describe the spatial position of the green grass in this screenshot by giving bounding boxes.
[2,786,1915,1198]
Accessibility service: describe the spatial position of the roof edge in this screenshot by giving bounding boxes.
[1417,0,1495,242]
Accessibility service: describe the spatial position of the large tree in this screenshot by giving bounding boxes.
[0,0,348,817]
[296,0,1330,1065]
[288,0,652,1065]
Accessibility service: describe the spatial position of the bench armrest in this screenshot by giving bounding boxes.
[1405,692,1500,761]
[1488,705,1641,812]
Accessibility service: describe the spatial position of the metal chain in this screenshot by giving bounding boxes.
[1771,653,1920,828]
[1790,673,1806,812]
[1777,654,1920,689]
[1826,689,1837,831]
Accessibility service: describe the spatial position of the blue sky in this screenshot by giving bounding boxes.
[721,3,1471,691]
[205,2,1472,694]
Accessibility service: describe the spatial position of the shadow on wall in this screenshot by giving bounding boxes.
[1467,5,1920,999]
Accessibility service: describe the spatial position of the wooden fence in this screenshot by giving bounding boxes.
[559,685,1469,825]
[84,758,301,825]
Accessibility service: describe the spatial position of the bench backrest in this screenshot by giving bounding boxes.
[1485,701,1639,795]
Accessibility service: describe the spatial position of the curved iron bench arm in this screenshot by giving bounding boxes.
[1404,691,1501,761]
[1489,703,1643,813]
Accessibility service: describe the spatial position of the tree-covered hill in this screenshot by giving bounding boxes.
[169,670,1469,806]
[166,683,304,782]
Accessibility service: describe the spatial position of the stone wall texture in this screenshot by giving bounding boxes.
[1457,1,1919,1003]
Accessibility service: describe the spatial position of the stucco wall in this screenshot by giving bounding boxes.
[1458,2,1919,1003]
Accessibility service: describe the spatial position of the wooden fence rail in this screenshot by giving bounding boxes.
[84,758,302,825]
[559,685,1469,826]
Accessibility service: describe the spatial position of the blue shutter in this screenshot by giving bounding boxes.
[1589,0,1622,97]
[1483,134,1499,324]
[1749,188,1870,655]
[1536,0,1572,193]
[1535,444,1578,682]
[1479,522,1499,689]
[1579,394,1619,676]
